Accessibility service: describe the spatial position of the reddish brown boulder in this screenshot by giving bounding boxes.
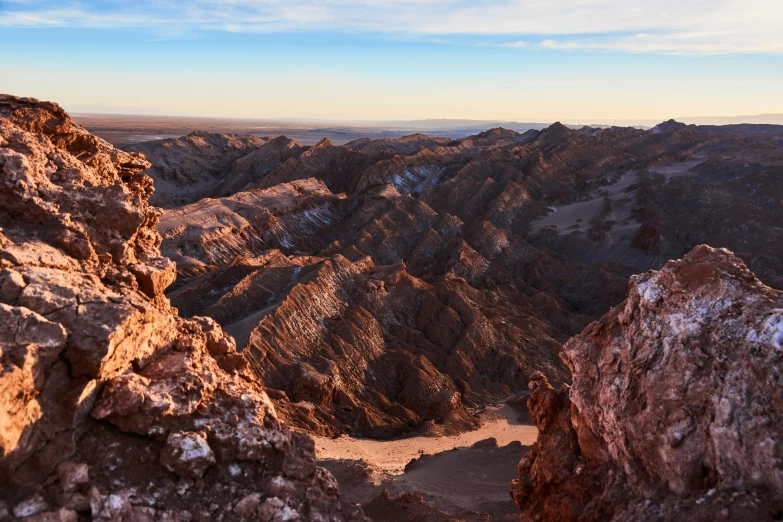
[55,462,89,492]
[159,432,216,479]
[512,245,783,521]
[129,257,177,299]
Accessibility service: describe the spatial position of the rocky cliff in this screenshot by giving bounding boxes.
[0,95,366,521]
[511,245,783,521]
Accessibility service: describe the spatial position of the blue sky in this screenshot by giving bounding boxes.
[2,1,783,121]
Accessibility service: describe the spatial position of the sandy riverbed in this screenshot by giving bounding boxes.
[313,405,538,475]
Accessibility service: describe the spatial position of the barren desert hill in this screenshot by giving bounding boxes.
[141,115,783,440]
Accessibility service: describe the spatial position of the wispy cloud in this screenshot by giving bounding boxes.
[1,0,782,55]
[534,30,783,55]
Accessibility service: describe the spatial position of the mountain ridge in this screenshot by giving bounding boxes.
[144,114,783,439]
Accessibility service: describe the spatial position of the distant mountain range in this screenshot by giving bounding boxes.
[74,112,783,147]
[377,114,783,130]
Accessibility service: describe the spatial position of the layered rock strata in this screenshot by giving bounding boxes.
[150,114,783,439]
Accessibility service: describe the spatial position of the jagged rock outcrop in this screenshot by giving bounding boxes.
[0,95,366,521]
[511,245,783,521]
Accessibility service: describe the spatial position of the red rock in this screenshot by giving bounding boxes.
[0,268,26,301]
[129,257,177,298]
[55,462,89,492]
[511,245,783,521]
[0,304,68,473]
[233,493,261,517]
[0,96,367,521]
[159,432,216,479]
[54,492,89,512]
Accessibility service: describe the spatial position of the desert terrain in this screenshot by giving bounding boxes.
[73,114,551,148]
[2,95,783,521]
[118,108,783,519]
[314,406,536,475]
[316,405,536,521]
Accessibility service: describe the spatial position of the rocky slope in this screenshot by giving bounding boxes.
[157,178,612,438]
[0,95,367,521]
[150,117,783,439]
[128,133,307,207]
[511,245,783,521]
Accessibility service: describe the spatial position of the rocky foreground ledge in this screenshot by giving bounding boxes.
[512,245,783,521]
[0,95,367,520]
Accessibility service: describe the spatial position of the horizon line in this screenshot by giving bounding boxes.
[69,110,783,128]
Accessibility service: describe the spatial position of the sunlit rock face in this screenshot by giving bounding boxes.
[511,245,783,522]
[0,95,367,522]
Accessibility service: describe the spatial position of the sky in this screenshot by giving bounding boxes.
[2,0,783,123]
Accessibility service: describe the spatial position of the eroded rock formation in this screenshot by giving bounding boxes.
[511,245,783,521]
[4,92,783,520]
[0,95,366,521]
[128,133,307,208]
[147,112,783,440]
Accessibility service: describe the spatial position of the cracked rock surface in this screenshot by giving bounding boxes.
[0,95,367,521]
[511,245,783,521]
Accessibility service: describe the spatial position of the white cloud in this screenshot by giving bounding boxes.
[537,31,783,55]
[1,0,782,55]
